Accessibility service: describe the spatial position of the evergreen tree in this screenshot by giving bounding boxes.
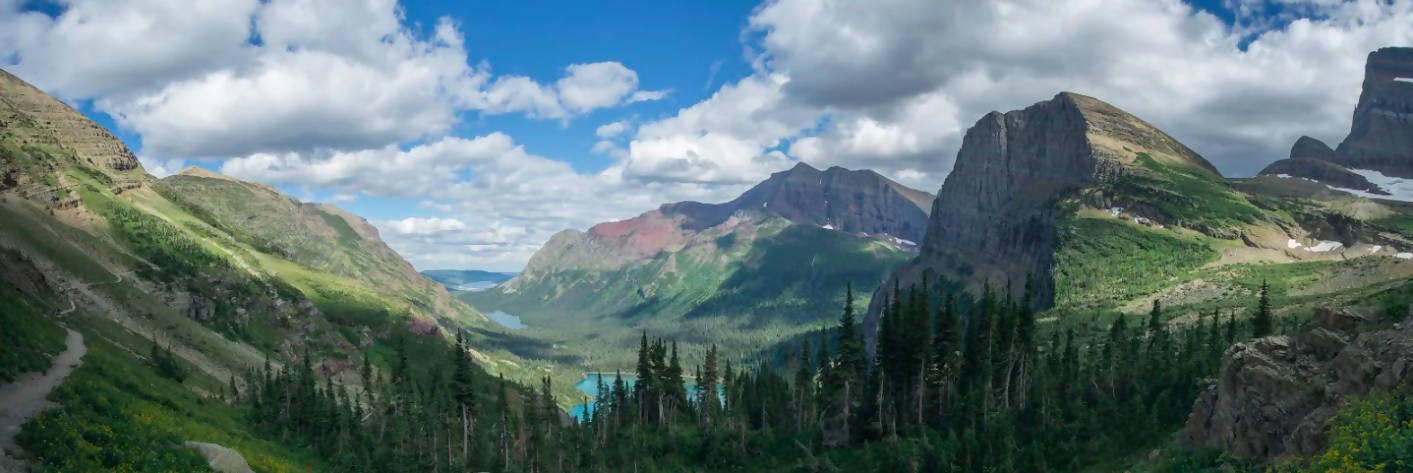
[451,331,476,469]
[794,339,814,432]
[1252,279,1273,338]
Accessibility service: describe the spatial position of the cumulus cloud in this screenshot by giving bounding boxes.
[1,0,664,159]
[9,0,1413,271]
[595,121,630,138]
[619,0,1413,189]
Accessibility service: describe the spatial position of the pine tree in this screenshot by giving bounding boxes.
[700,345,719,425]
[794,339,814,432]
[1252,279,1273,338]
[451,331,476,469]
[635,331,652,424]
[496,374,511,473]
[928,290,959,428]
[836,283,866,382]
[1224,309,1238,345]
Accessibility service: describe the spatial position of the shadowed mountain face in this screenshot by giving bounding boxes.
[1335,47,1413,177]
[869,92,1221,334]
[663,163,934,242]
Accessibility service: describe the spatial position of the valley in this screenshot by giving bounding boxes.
[0,4,1412,471]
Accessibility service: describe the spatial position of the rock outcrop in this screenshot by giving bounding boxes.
[1290,135,1338,161]
[0,69,143,173]
[1333,47,1413,177]
[183,442,255,473]
[867,92,1219,340]
[1180,307,1413,462]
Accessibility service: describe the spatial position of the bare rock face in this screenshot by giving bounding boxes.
[1180,307,1413,462]
[865,92,1218,343]
[664,163,934,241]
[0,69,143,173]
[1333,47,1413,177]
[1290,136,1338,161]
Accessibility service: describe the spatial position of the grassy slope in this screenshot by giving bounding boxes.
[1049,151,1413,344]
[0,146,557,469]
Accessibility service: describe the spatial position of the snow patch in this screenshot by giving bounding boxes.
[822,224,835,230]
[1304,240,1343,253]
[1273,173,1318,183]
[1398,252,1413,260]
[1328,168,1413,203]
[1287,239,1302,249]
[1371,245,1383,254]
[885,235,917,247]
[1109,206,1123,217]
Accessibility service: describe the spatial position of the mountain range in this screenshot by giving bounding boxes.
[463,163,932,366]
[4,43,1413,473]
[421,269,517,291]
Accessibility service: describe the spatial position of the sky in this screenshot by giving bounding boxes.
[2,0,1411,272]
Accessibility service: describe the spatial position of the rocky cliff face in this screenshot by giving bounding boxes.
[0,69,142,174]
[867,92,1217,336]
[1180,307,1413,462]
[1333,47,1413,177]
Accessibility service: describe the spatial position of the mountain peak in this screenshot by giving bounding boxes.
[787,161,821,173]
[1332,46,1413,177]
[661,164,934,240]
[873,91,1219,323]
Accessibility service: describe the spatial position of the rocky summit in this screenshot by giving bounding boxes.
[870,92,1219,329]
[1257,47,1413,196]
[1334,47,1413,177]
[664,163,934,241]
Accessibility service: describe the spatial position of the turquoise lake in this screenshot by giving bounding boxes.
[568,373,723,422]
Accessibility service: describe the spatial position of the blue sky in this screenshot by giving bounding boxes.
[4,0,1411,271]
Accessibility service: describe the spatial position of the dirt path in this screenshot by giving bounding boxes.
[0,329,86,472]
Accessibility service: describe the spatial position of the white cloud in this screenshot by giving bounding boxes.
[595,120,630,138]
[0,0,259,99]
[223,133,745,270]
[1,0,664,159]
[9,0,1413,272]
[381,217,469,235]
[556,62,666,114]
[620,0,1413,190]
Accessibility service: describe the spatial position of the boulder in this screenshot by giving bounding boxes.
[183,441,255,473]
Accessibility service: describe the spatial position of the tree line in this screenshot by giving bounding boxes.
[233,277,1277,472]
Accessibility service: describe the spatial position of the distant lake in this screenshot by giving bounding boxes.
[453,281,499,292]
[568,372,722,422]
[485,310,525,329]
